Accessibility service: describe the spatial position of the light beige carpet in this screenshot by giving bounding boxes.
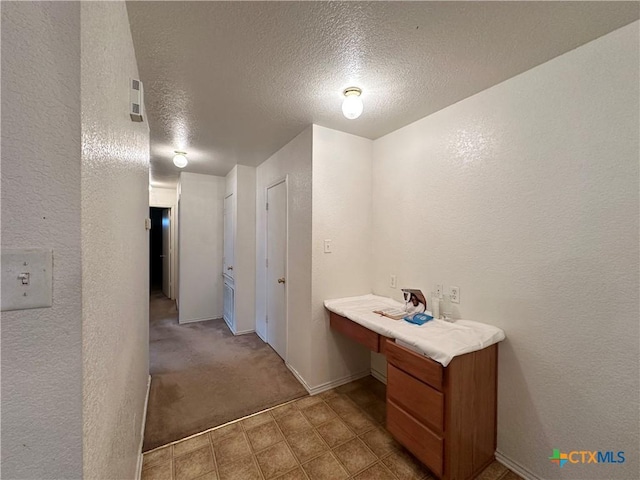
[143,291,307,451]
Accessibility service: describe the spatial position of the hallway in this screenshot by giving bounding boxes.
[144,292,307,451]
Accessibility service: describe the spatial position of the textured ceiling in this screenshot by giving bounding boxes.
[126,1,639,188]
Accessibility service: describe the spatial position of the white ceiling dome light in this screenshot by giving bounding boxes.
[173,151,188,168]
[342,87,363,120]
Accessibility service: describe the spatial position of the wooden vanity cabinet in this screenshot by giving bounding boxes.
[328,312,499,480]
[385,339,498,480]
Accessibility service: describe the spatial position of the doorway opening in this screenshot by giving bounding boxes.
[149,206,171,297]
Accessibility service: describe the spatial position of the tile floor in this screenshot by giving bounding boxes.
[142,376,522,480]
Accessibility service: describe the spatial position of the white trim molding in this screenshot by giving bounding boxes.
[495,450,540,480]
[136,375,152,480]
[370,367,387,385]
[286,364,370,396]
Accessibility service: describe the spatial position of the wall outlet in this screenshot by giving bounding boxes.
[390,275,397,289]
[450,286,460,303]
[435,284,443,297]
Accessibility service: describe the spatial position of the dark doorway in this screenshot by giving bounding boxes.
[149,207,168,293]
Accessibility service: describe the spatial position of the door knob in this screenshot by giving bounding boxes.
[278,277,286,284]
[227,266,233,271]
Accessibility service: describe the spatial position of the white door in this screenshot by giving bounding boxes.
[223,280,235,329]
[223,194,235,278]
[266,180,287,360]
[161,208,171,297]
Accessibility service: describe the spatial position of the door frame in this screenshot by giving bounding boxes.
[149,203,175,300]
[265,176,289,362]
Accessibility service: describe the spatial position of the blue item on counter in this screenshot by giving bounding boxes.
[403,312,434,325]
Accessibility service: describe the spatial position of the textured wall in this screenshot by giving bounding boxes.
[81,2,150,479]
[256,127,313,381]
[234,165,257,334]
[178,172,225,323]
[372,22,639,479]
[310,126,373,388]
[1,3,83,477]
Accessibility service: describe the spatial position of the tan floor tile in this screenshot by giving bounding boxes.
[332,437,376,475]
[347,387,381,407]
[300,402,336,427]
[294,395,323,409]
[143,446,173,469]
[174,445,215,480]
[499,471,523,480]
[360,427,400,458]
[174,434,210,457]
[213,432,252,466]
[476,461,508,480]
[315,418,355,448]
[367,380,387,402]
[317,389,339,400]
[340,410,377,435]
[286,428,329,463]
[274,466,308,480]
[210,422,243,444]
[193,473,218,480]
[276,410,312,435]
[361,399,386,425]
[218,455,261,480]
[255,441,298,479]
[325,396,359,417]
[334,381,362,394]
[302,452,349,480]
[353,462,396,480]
[142,460,173,480]
[382,450,430,480]
[354,376,379,389]
[246,420,284,452]
[241,411,274,430]
[271,402,298,419]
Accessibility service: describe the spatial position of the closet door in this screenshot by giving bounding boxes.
[223,193,235,278]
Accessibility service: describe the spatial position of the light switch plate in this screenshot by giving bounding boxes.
[323,239,332,253]
[1,248,53,311]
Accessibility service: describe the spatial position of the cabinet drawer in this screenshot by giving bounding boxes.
[387,364,444,433]
[329,312,379,352]
[385,339,443,391]
[387,400,443,478]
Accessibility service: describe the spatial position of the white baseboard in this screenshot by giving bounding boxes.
[256,329,267,342]
[234,328,255,335]
[180,315,223,325]
[136,375,152,480]
[495,450,540,480]
[370,367,387,385]
[286,364,370,396]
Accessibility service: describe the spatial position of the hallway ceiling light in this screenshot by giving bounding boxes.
[173,151,188,168]
[342,87,363,120]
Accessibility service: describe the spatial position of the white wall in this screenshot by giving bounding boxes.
[372,22,639,480]
[150,186,177,207]
[310,125,373,389]
[178,172,225,323]
[234,165,257,333]
[256,127,313,381]
[1,3,83,477]
[81,2,150,479]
